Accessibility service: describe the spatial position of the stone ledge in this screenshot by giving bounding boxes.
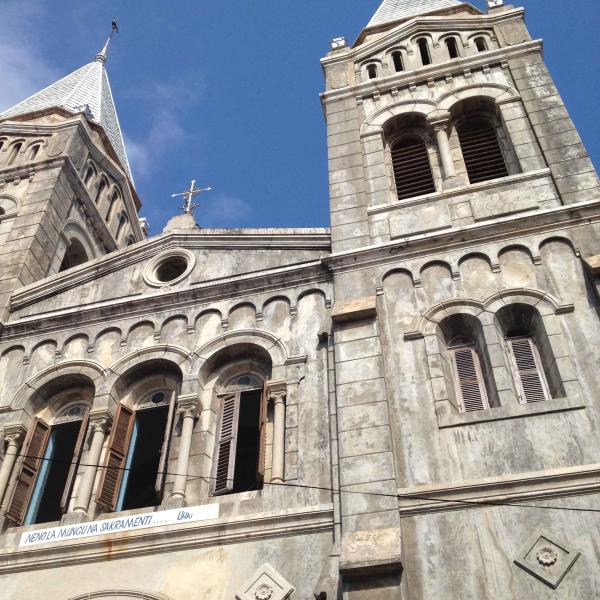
[339,528,402,576]
[436,396,584,429]
[397,463,600,517]
[583,255,600,275]
[332,297,377,323]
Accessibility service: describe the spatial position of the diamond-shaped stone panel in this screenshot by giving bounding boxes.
[236,563,295,600]
[514,533,581,589]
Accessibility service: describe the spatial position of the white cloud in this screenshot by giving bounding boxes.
[0,0,58,113]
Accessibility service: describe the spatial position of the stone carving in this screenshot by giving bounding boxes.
[514,534,581,589]
[236,563,294,600]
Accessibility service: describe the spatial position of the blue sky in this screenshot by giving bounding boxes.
[1,1,598,234]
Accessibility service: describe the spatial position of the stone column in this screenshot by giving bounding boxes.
[72,413,111,515]
[169,399,200,505]
[433,121,456,181]
[0,426,25,507]
[269,386,287,484]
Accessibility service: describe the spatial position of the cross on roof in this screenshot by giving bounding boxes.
[171,180,212,216]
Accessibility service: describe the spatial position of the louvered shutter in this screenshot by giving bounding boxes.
[155,391,177,502]
[457,119,508,184]
[212,392,240,495]
[391,137,436,200]
[256,388,268,485]
[60,409,90,513]
[509,338,550,403]
[453,348,489,412]
[5,418,51,525]
[96,404,134,511]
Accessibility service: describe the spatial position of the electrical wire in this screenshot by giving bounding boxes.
[5,451,600,514]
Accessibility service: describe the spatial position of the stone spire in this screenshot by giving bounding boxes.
[0,31,132,181]
[368,0,462,28]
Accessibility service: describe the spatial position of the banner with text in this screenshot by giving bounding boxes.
[20,503,220,547]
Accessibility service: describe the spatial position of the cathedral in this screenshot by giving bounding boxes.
[0,1,599,598]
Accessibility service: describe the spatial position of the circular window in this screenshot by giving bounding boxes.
[143,248,195,288]
[151,391,166,404]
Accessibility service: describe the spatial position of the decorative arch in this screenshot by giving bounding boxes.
[497,243,536,264]
[434,83,519,114]
[66,590,175,600]
[0,194,19,216]
[539,235,578,256]
[297,287,328,304]
[261,294,292,313]
[458,252,494,269]
[361,100,437,135]
[108,345,191,379]
[381,267,415,287]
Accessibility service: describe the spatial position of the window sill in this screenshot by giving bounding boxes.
[436,396,585,429]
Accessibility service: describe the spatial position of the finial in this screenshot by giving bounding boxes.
[95,19,119,63]
[171,180,212,216]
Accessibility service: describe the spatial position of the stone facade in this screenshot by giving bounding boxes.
[1,2,600,599]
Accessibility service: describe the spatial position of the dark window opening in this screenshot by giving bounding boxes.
[155,256,188,282]
[232,389,262,493]
[418,38,431,66]
[95,179,108,205]
[392,51,404,72]
[366,64,378,79]
[28,145,41,161]
[116,213,128,240]
[8,143,22,165]
[118,405,168,511]
[475,37,488,52]
[26,420,81,525]
[445,38,460,59]
[0,207,5,217]
[83,165,96,186]
[457,118,508,184]
[391,136,436,200]
[59,239,89,272]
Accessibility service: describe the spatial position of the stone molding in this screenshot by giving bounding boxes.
[397,463,600,516]
[0,504,333,575]
[332,297,377,323]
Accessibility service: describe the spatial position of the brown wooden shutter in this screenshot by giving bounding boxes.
[60,409,90,514]
[391,136,436,200]
[457,118,508,184]
[96,404,134,511]
[453,348,488,412]
[256,388,268,485]
[5,418,51,525]
[155,391,177,502]
[212,392,240,495]
[509,338,550,403]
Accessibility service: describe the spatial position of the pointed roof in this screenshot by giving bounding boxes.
[368,0,462,28]
[0,50,132,180]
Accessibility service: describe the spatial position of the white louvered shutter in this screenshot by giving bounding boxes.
[508,338,550,403]
[453,347,489,412]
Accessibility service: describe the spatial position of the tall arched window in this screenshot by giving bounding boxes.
[212,374,266,495]
[27,144,41,161]
[417,38,431,66]
[83,163,97,187]
[445,37,460,59]
[115,212,128,240]
[59,239,89,272]
[366,64,378,79]
[390,136,436,200]
[457,117,508,184]
[7,142,22,165]
[391,51,404,72]
[106,188,121,221]
[474,36,488,52]
[95,176,108,205]
[0,207,4,218]
[0,138,7,151]
[5,403,90,526]
[448,336,489,412]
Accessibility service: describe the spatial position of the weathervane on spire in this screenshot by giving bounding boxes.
[96,18,119,63]
[171,180,212,216]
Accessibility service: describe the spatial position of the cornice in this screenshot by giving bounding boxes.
[320,39,542,106]
[0,503,333,574]
[324,199,600,274]
[2,259,331,340]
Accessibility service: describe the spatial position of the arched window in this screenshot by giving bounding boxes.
[495,304,563,404]
[448,337,489,412]
[96,382,179,513]
[106,188,121,221]
[212,373,266,495]
[5,403,90,526]
[27,144,41,161]
[126,235,136,246]
[0,138,7,151]
[474,36,488,52]
[59,239,89,272]
[95,177,108,205]
[0,207,4,218]
[391,136,436,200]
[366,63,378,79]
[457,117,508,184]
[83,163,97,187]
[391,51,404,72]
[7,142,22,165]
[445,37,460,59]
[115,212,128,240]
[417,38,431,66]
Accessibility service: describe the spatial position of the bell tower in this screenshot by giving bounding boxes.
[0,32,143,319]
